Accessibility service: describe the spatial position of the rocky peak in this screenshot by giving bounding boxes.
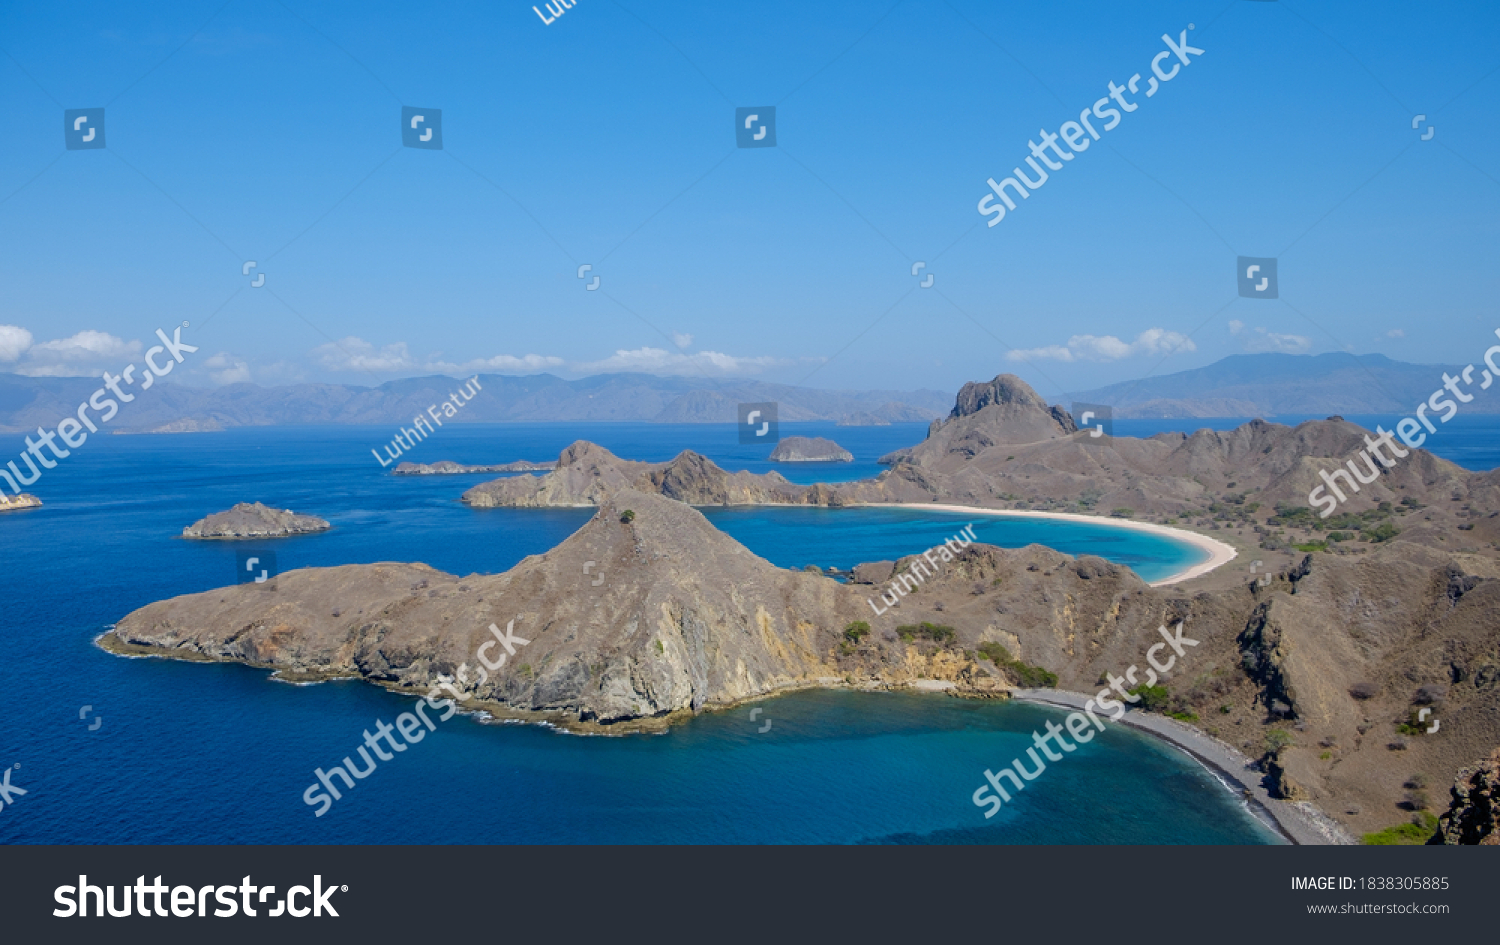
[951,374,1052,418]
[557,440,622,468]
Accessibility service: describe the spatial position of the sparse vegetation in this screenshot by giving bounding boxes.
[1349,681,1379,700]
[654,639,664,655]
[620,509,636,523]
[976,641,1057,688]
[843,621,870,644]
[897,621,956,643]
[1264,728,1295,753]
[1126,684,1171,712]
[1109,507,1135,518]
[1361,812,1438,845]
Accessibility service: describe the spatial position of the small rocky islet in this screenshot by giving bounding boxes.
[181,501,331,539]
[768,436,853,463]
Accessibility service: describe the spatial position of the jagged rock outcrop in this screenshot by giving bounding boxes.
[879,374,1077,466]
[462,441,820,508]
[1436,747,1500,844]
[769,436,853,463]
[181,502,331,539]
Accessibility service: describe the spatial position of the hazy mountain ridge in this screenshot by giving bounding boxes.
[0,372,950,433]
[1070,352,1500,417]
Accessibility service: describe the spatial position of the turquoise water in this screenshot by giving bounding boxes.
[705,506,1203,584]
[0,424,1267,844]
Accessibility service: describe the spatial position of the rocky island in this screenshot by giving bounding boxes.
[111,369,1500,843]
[182,502,332,539]
[0,493,41,512]
[768,436,853,463]
[113,417,226,434]
[394,460,555,475]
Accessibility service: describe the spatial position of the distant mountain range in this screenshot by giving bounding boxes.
[1069,352,1500,418]
[0,372,950,433]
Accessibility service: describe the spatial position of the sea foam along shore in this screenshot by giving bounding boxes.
[867,503,1236,586]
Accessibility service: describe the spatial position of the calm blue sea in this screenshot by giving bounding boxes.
[0,422,1303,844]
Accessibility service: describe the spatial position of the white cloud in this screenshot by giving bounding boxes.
[1241,328,1312,354]
[311,337,416,373]
[14,330,142,376]
[1228,319,1244,335]
[431,353,565,374]
[1006,328,1196,363]
[573,346,789,377]
[0,325,33,362]
[203,353,251,385]
[308,337,785,380]
[671,332,693,350]
[1386,329,1405,339]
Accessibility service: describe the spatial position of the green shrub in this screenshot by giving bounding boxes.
[1265,728,1295,753]
[653,640,664,655]
[1364,522,1400,543]
[1167,710,1199,722]
[1109,507,1135,518]
[843,621,870,643]
[976,641,1056,688]
[976,642,1012,665]
[1361,813,1439,845]
[620,509,636,523]
[1127,684,1171,712]
[896,622,956,643]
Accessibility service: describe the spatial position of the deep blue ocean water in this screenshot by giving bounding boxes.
[0,420,1334,844]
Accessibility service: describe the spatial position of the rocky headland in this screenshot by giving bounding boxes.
[182,502,332,539]
[769,436,853,463]
[394,460,555,475]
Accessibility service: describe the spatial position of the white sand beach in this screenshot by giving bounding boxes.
[866,503,1237,586]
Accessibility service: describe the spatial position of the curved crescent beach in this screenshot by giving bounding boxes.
[865,503,1237,586]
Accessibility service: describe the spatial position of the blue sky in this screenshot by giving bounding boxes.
[1,0,1497,402]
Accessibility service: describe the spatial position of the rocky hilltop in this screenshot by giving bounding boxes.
[182,502,332,539]
[769,436,853,463]
[394,460,555,475]
[462,441,824,508]
[113,490,899,726]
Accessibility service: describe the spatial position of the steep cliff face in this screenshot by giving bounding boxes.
[1437,747,1500,844]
